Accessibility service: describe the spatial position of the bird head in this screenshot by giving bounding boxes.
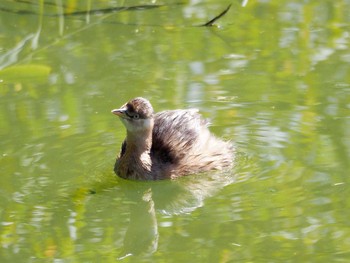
[112,97,154,133]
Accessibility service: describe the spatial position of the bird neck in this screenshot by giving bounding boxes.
[126,127,153,153]
[119,129,153,180]
[116,118,156,180]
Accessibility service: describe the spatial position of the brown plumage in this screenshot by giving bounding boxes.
[112,97,234,180]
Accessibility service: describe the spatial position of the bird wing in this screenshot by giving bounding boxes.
[151,109,208,164]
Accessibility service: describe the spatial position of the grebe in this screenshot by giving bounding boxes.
[112,97,233,180]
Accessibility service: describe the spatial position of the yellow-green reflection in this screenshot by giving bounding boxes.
[0,0,349,262]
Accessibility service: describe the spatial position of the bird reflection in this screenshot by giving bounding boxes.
[119,188,158,259]
[117,171,236,259]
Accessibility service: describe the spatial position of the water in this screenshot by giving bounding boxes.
[1,0,350,262]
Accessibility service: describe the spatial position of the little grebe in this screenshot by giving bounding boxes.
[112,97,233,180]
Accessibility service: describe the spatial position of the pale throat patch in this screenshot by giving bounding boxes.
[122,118,152,133]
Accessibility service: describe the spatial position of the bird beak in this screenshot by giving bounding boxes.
[111,108,127,117]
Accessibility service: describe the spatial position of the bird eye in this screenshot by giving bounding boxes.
[133,114,139,119]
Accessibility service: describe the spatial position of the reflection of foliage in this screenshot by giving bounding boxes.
[0,0,350,262]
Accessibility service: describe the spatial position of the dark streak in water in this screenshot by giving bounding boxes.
[201,4,232,27]
[0,2,231,27]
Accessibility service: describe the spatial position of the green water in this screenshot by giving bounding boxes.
[1,0,350,262]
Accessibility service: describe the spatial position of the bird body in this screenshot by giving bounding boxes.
[112,97,233,180]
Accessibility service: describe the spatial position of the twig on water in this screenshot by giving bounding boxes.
[201,4,232,27]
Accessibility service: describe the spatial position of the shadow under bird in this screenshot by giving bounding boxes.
[111,97,234,180]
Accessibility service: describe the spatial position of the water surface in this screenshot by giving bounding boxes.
[1,0,350,262]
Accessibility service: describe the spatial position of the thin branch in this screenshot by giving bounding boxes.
[201,4,232,27]
[0,4,167,17]
[61,5,163,17]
